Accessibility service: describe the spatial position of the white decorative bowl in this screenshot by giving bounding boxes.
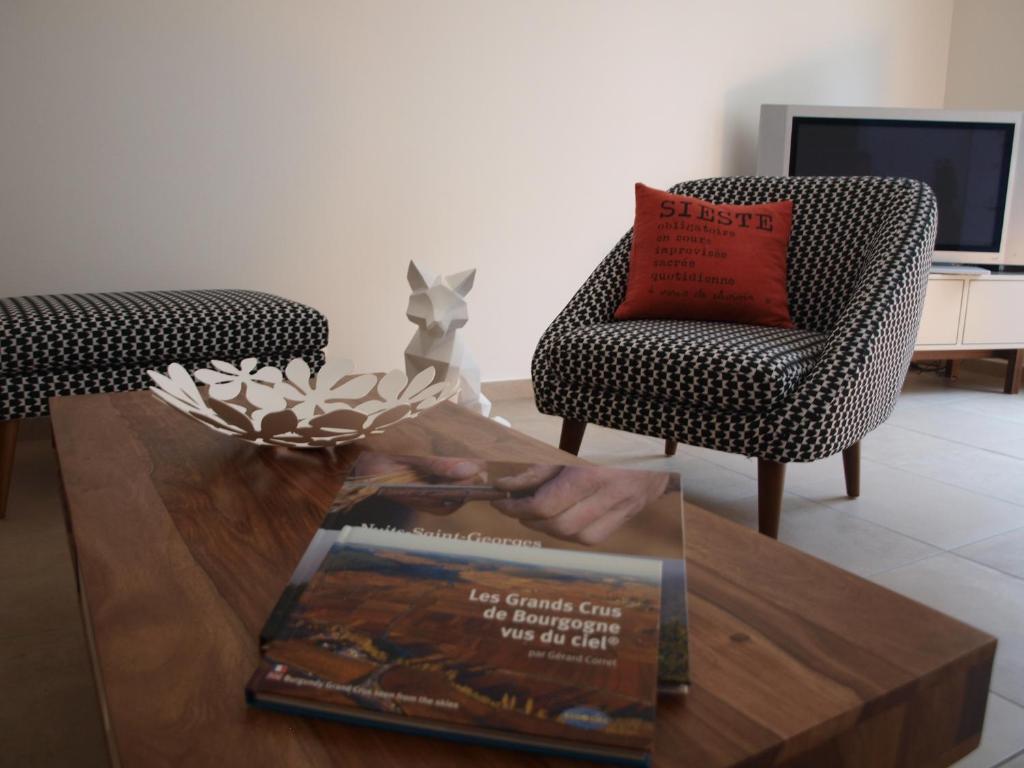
[146,358,458,449]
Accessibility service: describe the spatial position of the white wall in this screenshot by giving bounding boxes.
[944,0,1024,263]
[945,0,1024,108]
[0,1,953,380]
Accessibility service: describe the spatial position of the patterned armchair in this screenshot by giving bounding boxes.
[532,176,937,537]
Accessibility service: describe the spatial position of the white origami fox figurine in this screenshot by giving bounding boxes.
[404,261,492,417]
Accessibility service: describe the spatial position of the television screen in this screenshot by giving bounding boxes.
[789,117,1016,252]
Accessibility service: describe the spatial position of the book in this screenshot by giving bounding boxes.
[247,525,662,765]
[262,451,690,691]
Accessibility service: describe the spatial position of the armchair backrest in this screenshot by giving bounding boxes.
[660,176,931,334]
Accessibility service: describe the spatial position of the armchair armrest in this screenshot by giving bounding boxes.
[764,180,938,460]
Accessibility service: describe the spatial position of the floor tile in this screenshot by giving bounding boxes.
[887,403,1024,459]
[489,397,546,424]
[871,554,1024,707]
[861,422,967,467]
[893,371,993,410]
[997,749,1024,768]
[680,386,1024,508]
[949,391,1024,426]
[708,493,940,577]
[955,528,1024,580]
[618,453,759,508]
[953,694,1024,768]
[578,429,665,461]
[680,444,858,496]
[882,440,1024,507]
[676,444,759,478]
[789,462,1024,550]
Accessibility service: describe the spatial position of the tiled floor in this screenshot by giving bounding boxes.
[2,362,1023,766]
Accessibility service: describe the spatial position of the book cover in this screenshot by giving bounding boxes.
[263,452,690,690]
[248,526,661,765]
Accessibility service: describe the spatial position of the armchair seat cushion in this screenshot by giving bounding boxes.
[550,319,827,414]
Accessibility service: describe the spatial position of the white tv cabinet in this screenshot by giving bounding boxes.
[912,272,1024,394]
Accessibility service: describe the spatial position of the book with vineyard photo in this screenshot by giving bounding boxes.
[248,526,662,765]
[261,451,690,691]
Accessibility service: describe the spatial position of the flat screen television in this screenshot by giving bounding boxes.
[757,105,1023,266]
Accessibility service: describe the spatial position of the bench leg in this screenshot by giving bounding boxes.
[1,420,18,520]
[559,419,587,455]
[1005,350,1023,395]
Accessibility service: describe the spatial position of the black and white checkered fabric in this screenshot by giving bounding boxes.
[552,320,828,414]
[1,289,328,420]
[532,176,937,463]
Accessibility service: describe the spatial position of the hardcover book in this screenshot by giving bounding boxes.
[263,452,690,691]
[247,526,662,765]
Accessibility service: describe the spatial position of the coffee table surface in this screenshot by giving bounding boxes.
[51,391,994,768]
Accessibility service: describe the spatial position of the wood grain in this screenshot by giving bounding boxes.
[50,391,995,768]
[0,418,18,518]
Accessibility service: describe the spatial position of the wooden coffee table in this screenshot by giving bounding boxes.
[51,391,995,767]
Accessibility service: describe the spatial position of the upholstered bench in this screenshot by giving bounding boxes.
[0,289,329,517]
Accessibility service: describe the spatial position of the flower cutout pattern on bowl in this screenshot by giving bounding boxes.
[194,358,283,402]
[147,358,458,449]
[274,359,379,421]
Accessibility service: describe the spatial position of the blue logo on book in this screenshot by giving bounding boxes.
[557,706,611,731]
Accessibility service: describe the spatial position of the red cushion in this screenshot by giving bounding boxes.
[614,184,794,328]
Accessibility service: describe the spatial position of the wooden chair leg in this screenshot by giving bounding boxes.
[757,459,785,539]
[843,441,861,498]
[1005,349,1023,395]
[665,439,678,456]
[0,420,18,520]
[558,419,587,455]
